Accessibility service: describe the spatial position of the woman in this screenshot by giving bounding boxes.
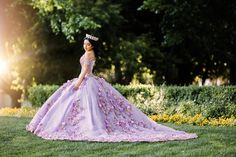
[26,34,197,142]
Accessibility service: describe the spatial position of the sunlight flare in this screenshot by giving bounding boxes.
[0,58,8,76]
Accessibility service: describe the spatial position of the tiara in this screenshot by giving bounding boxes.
[85,34,99,41]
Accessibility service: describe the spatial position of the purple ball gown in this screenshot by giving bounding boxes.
[26,53,197,142]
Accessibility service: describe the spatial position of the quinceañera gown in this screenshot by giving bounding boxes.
[26,54,197,142]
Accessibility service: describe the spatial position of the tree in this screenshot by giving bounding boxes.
[141,0,236,85]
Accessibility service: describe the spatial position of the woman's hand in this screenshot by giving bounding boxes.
[73,83,80,90]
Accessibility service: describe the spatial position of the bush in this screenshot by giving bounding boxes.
[27,84,236,118]
[161,86,236,118]
[113,85,236,118]
[28,84,59,107]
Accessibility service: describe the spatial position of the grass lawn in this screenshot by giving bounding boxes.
[0,116,236,157]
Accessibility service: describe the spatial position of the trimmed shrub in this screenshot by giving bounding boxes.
[110,85,236,118]
[161,86,236,118]
[27,84,236,118]
[28,84,59,107]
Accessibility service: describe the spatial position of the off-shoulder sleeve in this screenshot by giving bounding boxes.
[83,55,94,65]
[84,57,92,65]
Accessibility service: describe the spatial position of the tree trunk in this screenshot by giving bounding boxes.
[114,60,123,84]
[230,63,236,85]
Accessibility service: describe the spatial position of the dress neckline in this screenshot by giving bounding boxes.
[82,53,96,62]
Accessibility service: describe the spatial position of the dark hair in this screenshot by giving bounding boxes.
[84,37,100,58]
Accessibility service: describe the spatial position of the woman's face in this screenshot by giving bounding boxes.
[83,39,93,51]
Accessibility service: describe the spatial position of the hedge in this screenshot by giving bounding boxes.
[27,84,236,118]
[28,84,59,108]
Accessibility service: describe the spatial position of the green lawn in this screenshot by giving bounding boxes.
[0,116,236,157]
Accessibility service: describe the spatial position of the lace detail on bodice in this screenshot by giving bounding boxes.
[80,54,96,75]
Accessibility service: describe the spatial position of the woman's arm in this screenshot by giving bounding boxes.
[74,64,89,90]
[74,52,95,90]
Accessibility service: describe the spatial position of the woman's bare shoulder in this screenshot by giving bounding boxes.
[85,51,96,60]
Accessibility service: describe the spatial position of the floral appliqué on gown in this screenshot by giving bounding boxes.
[26,54,197,142]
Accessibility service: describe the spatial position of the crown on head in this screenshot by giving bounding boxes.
[85,34,99,41]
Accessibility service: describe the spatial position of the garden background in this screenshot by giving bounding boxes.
[0,0,236,157]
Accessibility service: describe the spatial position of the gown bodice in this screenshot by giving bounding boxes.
[80,54,96,76]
